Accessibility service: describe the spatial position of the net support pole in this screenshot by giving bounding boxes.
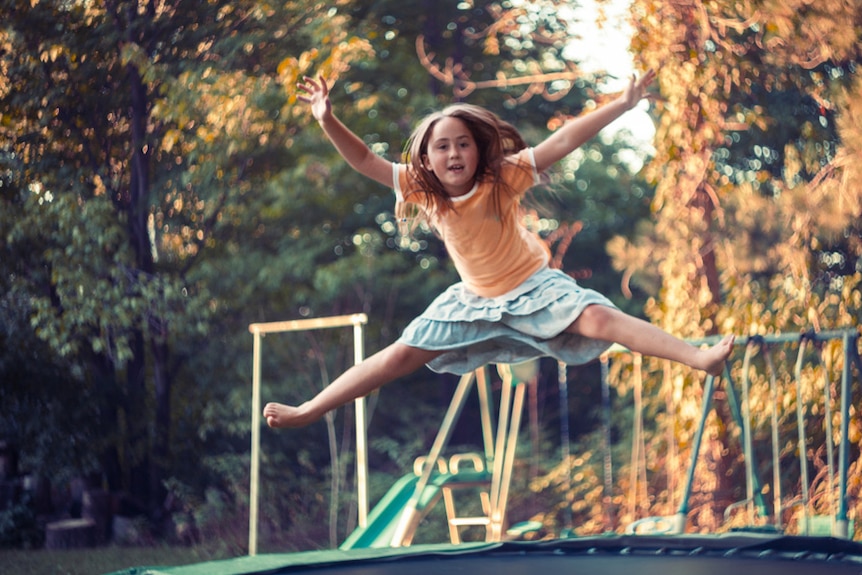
[353,320,369,528]
[249,329,262,556]
[836,331,853,538]
[247,313,369,555]
[674,372,716,533]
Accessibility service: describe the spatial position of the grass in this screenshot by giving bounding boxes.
[0,545,233,575]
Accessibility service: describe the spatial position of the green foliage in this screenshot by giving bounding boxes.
[599,0,862,535]
[0,294,105,480]
[0,493,42,549]
[1,0,661,552]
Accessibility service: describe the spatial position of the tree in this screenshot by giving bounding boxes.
[2,0,660,550]
[0,0,369,525]
[603,0,862,532]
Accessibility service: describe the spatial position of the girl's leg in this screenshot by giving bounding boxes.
[264,342,442,428]
[566,305,734,375]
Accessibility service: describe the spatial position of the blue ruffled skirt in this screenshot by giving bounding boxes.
[397,266,617,374]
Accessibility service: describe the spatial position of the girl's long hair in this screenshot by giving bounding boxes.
[397,103,529,233]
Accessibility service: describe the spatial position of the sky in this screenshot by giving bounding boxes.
[566,0,657,145]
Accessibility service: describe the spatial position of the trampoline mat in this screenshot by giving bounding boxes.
[128,534,862,575]
[304,553,861,575]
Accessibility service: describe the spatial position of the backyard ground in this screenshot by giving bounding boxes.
[0,546,231,575]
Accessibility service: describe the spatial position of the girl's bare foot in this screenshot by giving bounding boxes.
[700,334,735,376]
[263,402,318,428]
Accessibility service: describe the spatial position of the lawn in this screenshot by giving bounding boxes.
[0,546,231,575]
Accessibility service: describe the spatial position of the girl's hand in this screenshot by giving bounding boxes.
[297,75,332,123]
[620,69,656,110]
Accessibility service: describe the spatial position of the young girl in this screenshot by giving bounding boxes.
[264,72,734,429]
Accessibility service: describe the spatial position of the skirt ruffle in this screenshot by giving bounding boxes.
[397,266,616,374]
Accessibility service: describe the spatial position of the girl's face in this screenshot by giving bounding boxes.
[422,116,480,197]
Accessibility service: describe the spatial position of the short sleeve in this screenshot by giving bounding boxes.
[393,163,434,211]
[392,162,405,202]
[525,148,539,184]
[499,148,540,199]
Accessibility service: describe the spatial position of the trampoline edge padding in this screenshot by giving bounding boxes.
[109,534,862,575]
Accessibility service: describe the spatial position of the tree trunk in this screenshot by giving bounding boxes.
[151,338,171,530]
[696,185,722,309]
[87,351,124,492]
[694,184,738,524]
[126,330,150,512]
[126,49,161,517]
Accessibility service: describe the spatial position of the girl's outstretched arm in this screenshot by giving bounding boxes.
[297,75,394,187]
[532,69,656,172]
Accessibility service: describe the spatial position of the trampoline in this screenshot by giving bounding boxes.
[116,326,859,575]
[112,534,862,574]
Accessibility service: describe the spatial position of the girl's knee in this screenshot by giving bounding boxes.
[568,304,615,336]
[386,342,422,360]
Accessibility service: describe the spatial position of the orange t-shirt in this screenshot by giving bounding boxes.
[394,148,550,298]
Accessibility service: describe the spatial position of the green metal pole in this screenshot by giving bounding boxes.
[675,372,716,533]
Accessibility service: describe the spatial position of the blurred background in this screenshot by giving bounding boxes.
[1,0,860,571]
